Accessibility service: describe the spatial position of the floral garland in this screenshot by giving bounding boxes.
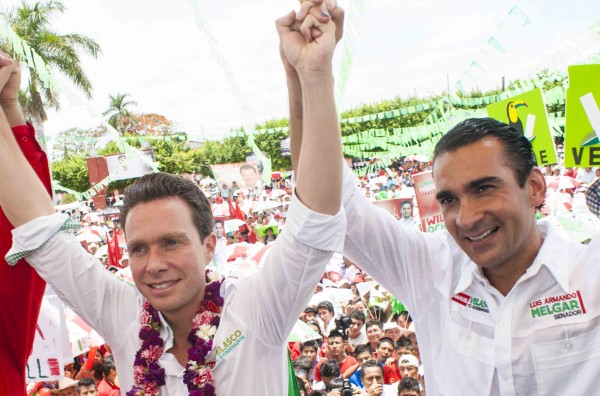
[127,270,224,396]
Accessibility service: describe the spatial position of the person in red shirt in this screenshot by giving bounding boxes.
[376,337,402,384]
[314,331,357,382]
[96,356,120,396]
[0,51,51,396]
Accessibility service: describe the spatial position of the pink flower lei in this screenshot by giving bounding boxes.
[127,270,224,396]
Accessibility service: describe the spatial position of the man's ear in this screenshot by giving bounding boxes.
[204,233,217,263]
[527,168,547,208]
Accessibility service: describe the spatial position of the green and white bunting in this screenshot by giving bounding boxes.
[564,64,600,167]
[487,88,557,165]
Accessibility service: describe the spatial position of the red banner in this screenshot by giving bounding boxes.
[413,171,446,233]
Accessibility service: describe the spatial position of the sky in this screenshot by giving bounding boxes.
[1,0,599,143]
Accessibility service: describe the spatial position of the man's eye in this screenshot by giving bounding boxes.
[439,197,456,205]
[477,185,493,193]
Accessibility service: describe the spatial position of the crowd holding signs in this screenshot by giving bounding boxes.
[1,1,600,396]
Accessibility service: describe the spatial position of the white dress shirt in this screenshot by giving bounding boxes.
[341,165,600,396]
[8,192,346,395]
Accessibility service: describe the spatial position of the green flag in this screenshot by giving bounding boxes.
[487,88,557,165]
[247,133,273,186]
[288,350,301,396]
[564,64,600,167]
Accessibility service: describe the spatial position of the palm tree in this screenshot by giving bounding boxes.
[0,0,101,125]
[103,93,138,135]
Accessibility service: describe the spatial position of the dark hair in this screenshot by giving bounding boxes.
[397,311,412,325]
[293,355,313,372]
[214,219,223,226]
[300,340,319,352]
[120,173,213,240]
[101,355,116,378]
[326,377,344,392]
[317,301,334,314]
[320,360,340,378]
[328,330,344,341]
[377,337,395,348]
[365,320,383,331]
[349,309,366,324]
[396,335,414,350]
[433,118,537,187]
[354,343,372,357]
[398,377,421,394]
[77,378,96,391]
[360,360,383,380]
[401,200,413,209]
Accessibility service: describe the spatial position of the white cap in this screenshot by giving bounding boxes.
[398,354,419,368]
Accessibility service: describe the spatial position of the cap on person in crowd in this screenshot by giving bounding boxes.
[51,378,78,394]
[383,322,402,331]
[119,254,129,266]
[304,307,318,315]
[398,354,419,368]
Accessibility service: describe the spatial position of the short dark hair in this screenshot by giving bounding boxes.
[328,330,344,341]
[326,377,344,392]
[214,219,223,226]
[349,309,366,324]
[293,355,313,372]
[320,360,340,378]
[398,377,421,394]
[316,301,334,314]
[300,340,319,352]
[77,378,96,391]
[120,173,213,240]
[377,337,395,348]
[365,320,383,331]
[354,343,372,357]
[360,360,383,380]
[401,201,413,209]
[433,118,537,187]
[101,355,116,378]
[396,335,413,350]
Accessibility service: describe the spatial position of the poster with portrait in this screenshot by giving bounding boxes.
[372,198,405,218]
[413,171,445,233]
[105,150,156,181]
[210,162,262,191]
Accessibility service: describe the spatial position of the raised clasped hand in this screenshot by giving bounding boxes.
[0,51,21,105]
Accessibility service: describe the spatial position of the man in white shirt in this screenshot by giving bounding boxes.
[289,2,600,394]
[0,9,345,394]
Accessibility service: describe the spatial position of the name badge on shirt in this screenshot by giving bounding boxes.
[529,290,587,320]
[451,292,490,314]
[215,329,246,364]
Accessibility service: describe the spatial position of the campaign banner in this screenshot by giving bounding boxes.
[210,162,262,190]
[564,64,600,167]
[413,171,445,233]
[104,150,156,181]
[372,198,411,220]
[27,296,67,382]
[486,87,557,165]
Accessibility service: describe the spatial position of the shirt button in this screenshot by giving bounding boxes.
[21,136,29,142]
[564,342,573,351]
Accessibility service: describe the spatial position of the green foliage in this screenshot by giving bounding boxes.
[51,156,89,192]
[1,0,101,121]
[61,193,78,204]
